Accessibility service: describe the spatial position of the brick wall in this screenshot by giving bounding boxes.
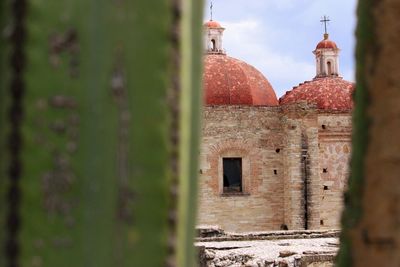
[197,105,352,232]
[318,114,352,229]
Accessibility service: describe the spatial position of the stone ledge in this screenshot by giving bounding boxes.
[220,192,251,197]
[196,229,340,242]
[197,236,339,267]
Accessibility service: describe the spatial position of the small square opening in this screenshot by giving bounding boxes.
[223,158,242,193]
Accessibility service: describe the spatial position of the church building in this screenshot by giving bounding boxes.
[197,19,355,233]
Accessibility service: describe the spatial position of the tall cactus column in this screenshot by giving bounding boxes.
[337,0,400,266]
[0,1,12,267]
[1,0,203,266]
[178,0,204,266]
[4,0,27,266]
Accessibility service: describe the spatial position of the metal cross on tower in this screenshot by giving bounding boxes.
[210,1,213,21]
[320,15,331,34]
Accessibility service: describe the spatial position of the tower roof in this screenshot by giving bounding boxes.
[280,77,355,111]
[204,20,223,29]
[316,34,338,50]
[204,54,278,106]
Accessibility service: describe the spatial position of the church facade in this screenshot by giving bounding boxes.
[197,20,355,233]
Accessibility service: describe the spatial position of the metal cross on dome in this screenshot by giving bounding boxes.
[210,1,213,21]
[320,15,331,34]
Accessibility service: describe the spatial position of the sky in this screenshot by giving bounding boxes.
[203,0,358,98]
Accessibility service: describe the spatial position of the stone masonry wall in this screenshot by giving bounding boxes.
[198,106,284,232]
[197,105,352,233]
[281,112,305,230]
[301,114,322,230]
[281,103,321,230]
[317,114,352,229]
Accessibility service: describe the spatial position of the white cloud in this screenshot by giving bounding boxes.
[221,19,315,97]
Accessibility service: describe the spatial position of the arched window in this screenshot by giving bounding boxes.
[211,39,216,51]
[327,61,332,75]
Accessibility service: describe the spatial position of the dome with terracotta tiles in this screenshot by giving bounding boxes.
[279,77,355,111]
[316,36,338,50]
[204,20,223,28]
[204,54,279,106]
[280,32,355,111]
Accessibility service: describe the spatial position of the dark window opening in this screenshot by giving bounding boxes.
[275,148,281,153]
[323,168,328,173]
[324,185,329,190]
[320,220,324,226]
[274,170,278,175]
[211,39,216,51]
[327,61,332,75]
[223,158,242,193]
[322,124,327,129]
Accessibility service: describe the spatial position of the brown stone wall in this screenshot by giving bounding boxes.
[318,114,352,229]
[281,114,302,230]
[281,103,321,230]
[198,106,284,232]
[302,114,322,230]
[197,105,352,233]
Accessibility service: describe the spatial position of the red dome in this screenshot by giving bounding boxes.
[279,77,355,111]
[204,54,278,106]
[204,20,222,28]
[316,40,338,49]
[316,34,338,50]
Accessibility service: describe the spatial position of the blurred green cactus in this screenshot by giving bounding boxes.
[336,0,371,266]
[1,2,10,267]
[1,0,203,266]
[337,0,400,265]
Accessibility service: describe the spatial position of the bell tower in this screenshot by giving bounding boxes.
[204,1,225,54]
[204,21,225,54]
[313,16,340,78]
